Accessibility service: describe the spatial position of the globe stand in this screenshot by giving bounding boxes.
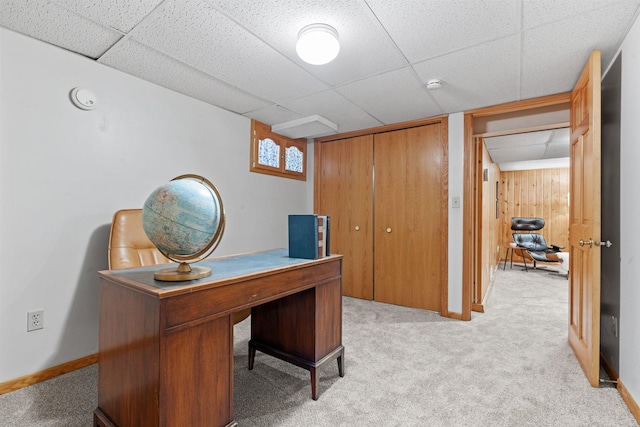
[154,262,212,282]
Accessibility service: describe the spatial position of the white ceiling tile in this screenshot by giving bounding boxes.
[0,0,122,58]
[522,0,639,30]
[128,0,328,104]
[209,0,407,86]
[52,0,164,33]
[490,144,547,164]
[521,2,640,99]
[485,132,552,150]
[366,0,518,63]
[243,105,304,127]
[544,141,570,158]
[336,67,442,125]
[281,90,383,133]
[99,39,270,114]
[413,35,520,113]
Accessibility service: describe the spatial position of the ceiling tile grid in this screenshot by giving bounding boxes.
[413,34,521,112]
[336,67,443,124]
[521,0,635,30]
[208,0,408,87]
[124,0,329,104]
[51,0,165,33]
[364,0,519,63]
[520,1,640,99]
[0,0,123,59]
[277,89,383,133]
[99,38,272,114]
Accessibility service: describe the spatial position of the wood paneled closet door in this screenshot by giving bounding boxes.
[317,135,374,300]
[373,124,444,312]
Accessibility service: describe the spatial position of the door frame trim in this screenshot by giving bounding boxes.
[462,93,571,321]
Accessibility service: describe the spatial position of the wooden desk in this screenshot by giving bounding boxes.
[94,249,343,427]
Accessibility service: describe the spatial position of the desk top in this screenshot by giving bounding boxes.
[99,248,341,297]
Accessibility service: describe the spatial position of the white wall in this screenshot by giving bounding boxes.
[0,29,311,382]
[448,113,464,315]
[618,15,640,409]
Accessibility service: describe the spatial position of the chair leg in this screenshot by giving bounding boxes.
[503,248,510,271]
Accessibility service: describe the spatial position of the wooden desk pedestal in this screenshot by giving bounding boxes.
[94,250,343,427]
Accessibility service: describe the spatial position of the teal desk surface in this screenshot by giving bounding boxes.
[99,248,340,293]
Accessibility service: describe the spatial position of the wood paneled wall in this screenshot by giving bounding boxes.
[499,168,570,255]
[477,144,501,306]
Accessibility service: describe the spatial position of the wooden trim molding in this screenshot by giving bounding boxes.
[0,353,98,395]
[442,311,464,320]
[314,115,448,143]
[466,92,571,117]
[473,122,570,138]
[618,378,640,424]
[461,113,474,321]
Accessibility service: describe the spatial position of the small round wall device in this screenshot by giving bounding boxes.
[69,87,97,110]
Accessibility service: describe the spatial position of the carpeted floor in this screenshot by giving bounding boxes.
[1,266,637,426]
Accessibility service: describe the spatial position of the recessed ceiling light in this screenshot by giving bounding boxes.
[296,24,340,65]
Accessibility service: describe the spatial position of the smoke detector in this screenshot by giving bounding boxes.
[426,79,442,90]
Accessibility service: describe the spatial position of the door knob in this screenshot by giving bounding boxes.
[595,240,613,247]
[386,227,392,233]
[354,226,360,231]
[579,239,593,247]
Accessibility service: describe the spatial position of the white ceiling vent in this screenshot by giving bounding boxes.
[271,115,338,138]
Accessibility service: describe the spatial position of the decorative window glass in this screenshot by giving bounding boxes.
[258,138,280,168]
[250,120,307,181]
[285,145,303,173]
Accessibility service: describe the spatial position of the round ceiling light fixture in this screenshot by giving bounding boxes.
[296,23,340,65]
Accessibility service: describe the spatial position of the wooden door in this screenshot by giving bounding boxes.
[373,124,445,311]
[317,135,374,299]
[568,50,602,387]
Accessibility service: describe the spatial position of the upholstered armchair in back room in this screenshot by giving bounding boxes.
[108,209,250,324]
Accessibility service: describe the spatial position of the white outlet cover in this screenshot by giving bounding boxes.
[70,87,97,110]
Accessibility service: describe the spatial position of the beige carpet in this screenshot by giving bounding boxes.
[1,266,637,426]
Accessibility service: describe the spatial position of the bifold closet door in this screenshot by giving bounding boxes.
[373,124,444,312]
[317,135,374,300]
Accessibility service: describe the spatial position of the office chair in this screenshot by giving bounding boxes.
[108,209,250,324]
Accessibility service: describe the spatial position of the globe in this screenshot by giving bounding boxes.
[141,174,225,281]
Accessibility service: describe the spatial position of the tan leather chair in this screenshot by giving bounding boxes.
[109,209,170,269]
[108,209,250,324]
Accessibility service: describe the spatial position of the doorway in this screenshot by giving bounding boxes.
[463,94,572,313]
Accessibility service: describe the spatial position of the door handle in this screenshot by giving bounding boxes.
[595,240,613,248]
[579,239,593,247]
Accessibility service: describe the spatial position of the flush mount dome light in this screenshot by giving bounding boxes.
[296,23,340,65]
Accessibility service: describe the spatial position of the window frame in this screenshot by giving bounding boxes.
[250,119,307,181]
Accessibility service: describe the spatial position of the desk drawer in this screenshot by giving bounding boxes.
[163,258,341,330]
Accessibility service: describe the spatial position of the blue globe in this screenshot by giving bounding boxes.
[141,177,222,259]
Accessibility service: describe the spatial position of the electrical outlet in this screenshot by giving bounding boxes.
[27,310,44,332]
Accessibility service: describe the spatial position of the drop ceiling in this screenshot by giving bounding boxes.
[1,0,639,146]
[484,127,570,170]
